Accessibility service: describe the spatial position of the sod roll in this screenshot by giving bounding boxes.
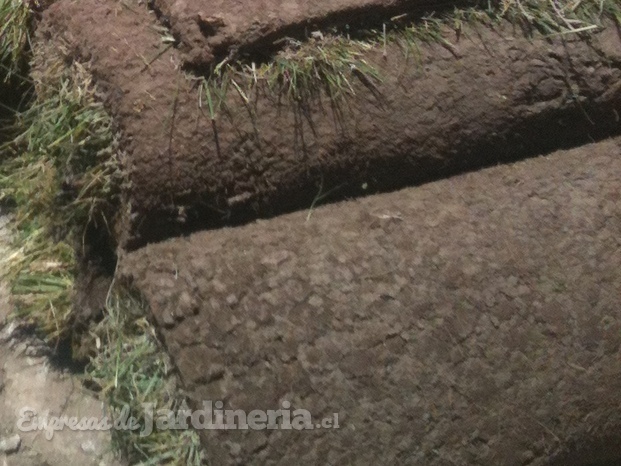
[121,137,621,465]
[38,1,621,249]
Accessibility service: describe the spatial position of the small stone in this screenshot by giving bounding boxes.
[0,321,19,342]
[81,440,97,453]
[25,343,48,358]
[0,434,21,454]
[12,341,28,357]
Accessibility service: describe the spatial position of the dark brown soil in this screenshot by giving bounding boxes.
[121,137,621,465]
[37,0,621,249]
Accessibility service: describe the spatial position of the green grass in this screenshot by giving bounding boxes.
[0,42,122,339]
[86,290,204,466]
[0,0,33,81]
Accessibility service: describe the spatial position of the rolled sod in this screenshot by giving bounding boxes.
[151,0,460,67]
[120,137,621,465]
[37,0,621,248]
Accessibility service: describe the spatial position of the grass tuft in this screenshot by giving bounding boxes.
[199,0,620,119]
[86,290,204,466]
[403,0,621,42]
[491,0,620,34]
[199,35,382,121]
[0,0,35,81]
[0,42,122,339]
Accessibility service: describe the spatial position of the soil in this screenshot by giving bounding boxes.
[8,0,621,463]
[36,0,621,249]
[121,137,621,465]
[0,214,123,466]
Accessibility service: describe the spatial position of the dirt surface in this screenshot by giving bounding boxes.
[0,214,122,466]
[37,1,621,249]
[121,138,621,465]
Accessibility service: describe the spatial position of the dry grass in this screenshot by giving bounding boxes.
[0,42,121,338]
[0,0,33,81]
[199,0,620,118]
[86,290,204,465]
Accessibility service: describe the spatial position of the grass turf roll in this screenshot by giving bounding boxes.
[36,0,621,249]
[120,137,621,465]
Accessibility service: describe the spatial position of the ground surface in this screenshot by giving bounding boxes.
[38,0,621,248]
[122,137,621,465]
[0,214,122,466]
[2,1,620,464]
